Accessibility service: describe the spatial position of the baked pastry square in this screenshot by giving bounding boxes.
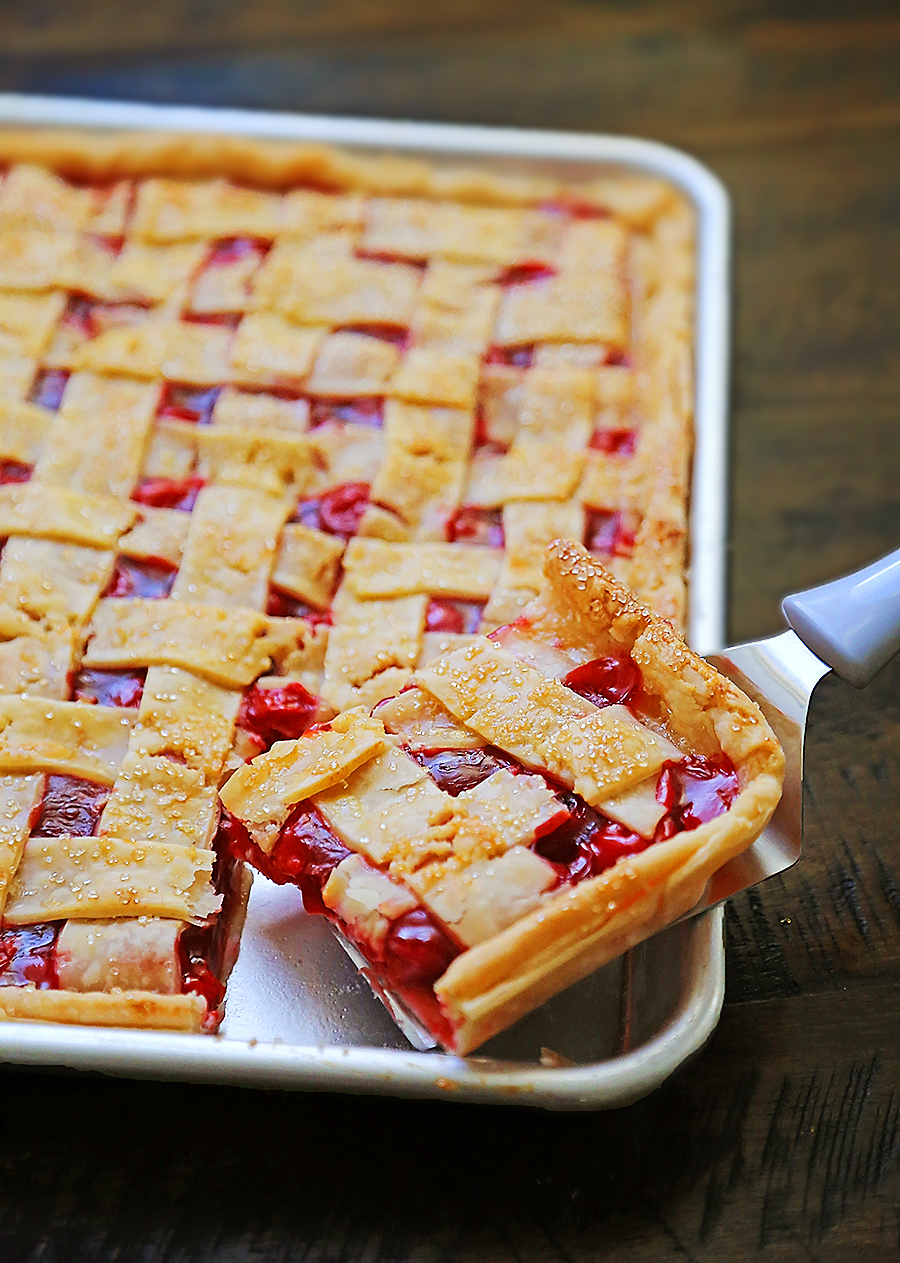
[220,542,784,1054]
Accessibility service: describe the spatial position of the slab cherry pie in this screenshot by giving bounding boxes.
[221,541,783,1053]
[0,126,705,1039]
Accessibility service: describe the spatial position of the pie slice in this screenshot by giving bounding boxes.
[219,541,784,1054]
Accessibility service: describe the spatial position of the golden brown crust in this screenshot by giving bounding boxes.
[0,987,206,1032]
[0,128,680,217]
[433,542,784,1054]
[0,125,696,1037]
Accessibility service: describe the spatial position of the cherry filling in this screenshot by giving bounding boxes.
[132,476,205,511]
[380,909,458,990]
[225,637,742,1042]
[446,506,505,547]
[472,406,509,454]
[563,655,640,708]
[0,460,32,484]
[178,823,245,1018]
[204,236,268,267]
[73,668,145,709]
[105,556,177,599]
[184,312,241,330]
[60,295,97,337]
[485,344,534,369]
[238,681,317,748]
[265,588,332,624]
[33,775,109,837]
[335,322,409,347]
[0,924,60,989]
[535,795,648,882]
[590,427,637,457]
[158,383,221,425]
[541,197,608,219]
[585,508,637,558]
[223,801,459,1040]
[425,599,485,635]
[29,368,70,411]
[663,757,740,832]
[293,481,370,538]
[309,398,384,429]
[494,261,556,286]
[224,804,352,913]
[66,298,148,339]
[411,745,518,796]
[377,909,459,1044]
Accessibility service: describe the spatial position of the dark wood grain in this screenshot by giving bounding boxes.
[1,3,899,1259]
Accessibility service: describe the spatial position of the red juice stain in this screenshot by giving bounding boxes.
[205,237,268,267]
[336,321,409,347]
[541,197,609,219]
[265,588,332,624]
[183,312,241,329]
[33,775,109,837]
[62,295,96,336]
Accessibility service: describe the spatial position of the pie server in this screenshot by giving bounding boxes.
[694,543,900,914]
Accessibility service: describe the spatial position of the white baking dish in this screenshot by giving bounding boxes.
[0,92,730,1109]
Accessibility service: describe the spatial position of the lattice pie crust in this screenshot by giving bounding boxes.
[0,127,696,1038]
[221,542,784,1054]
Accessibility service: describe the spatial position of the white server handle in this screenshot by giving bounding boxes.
[782,546,900,688]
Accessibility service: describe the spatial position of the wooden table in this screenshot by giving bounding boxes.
[2,4,900,1259]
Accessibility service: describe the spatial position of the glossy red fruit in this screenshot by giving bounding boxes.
[382,909,459,988]
[132,476,205,511]
[563,655,640,707]
[238,681,318,746]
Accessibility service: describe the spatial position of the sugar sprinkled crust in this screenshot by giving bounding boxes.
[432,543,784,1052]
[221,543,783,1055]
[0,124,695,1035]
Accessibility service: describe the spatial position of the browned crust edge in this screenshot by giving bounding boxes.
[434,541,784,1055]
[0,126,680,222]
[0,987,206,1032]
